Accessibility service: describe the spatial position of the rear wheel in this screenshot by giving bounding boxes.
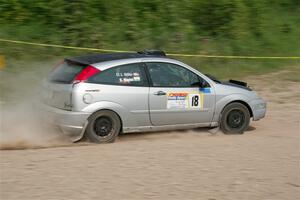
[220,102,250,134]
[85,110,121,143]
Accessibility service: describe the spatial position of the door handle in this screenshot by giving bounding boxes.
[153,91,166,96]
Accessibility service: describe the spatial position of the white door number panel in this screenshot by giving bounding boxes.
[167,93,203,109]
[189,93,202,108]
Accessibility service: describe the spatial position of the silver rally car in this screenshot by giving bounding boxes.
[40,50,266,143]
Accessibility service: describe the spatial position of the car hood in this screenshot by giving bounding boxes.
[221,80,252,91]
[214,82,261,100]
[204,74,251,91]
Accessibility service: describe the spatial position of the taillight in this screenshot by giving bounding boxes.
[73,65,100,83]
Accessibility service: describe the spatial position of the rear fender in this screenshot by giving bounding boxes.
[81,101,135,127]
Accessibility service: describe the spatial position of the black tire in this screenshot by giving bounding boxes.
[85,110,121,143]
[220,102,250,134]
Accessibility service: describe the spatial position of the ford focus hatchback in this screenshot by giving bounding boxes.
[39,50,266,143]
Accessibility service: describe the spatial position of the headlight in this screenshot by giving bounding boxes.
[256,102,266,109]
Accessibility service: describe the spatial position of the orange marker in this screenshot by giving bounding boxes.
[0,55,5,70]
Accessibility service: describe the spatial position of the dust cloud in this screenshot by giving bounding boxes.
[0,61,71,150]
[0,101,71,150]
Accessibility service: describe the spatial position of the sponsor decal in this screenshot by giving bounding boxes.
[116,72,141,83]
[85,89,100,92]
[167,92,203,109]
[200,87,211,94]
[167,92,188,109]
[133,76,141,81]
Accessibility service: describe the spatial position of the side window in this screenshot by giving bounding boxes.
[87,63,148,86]
[146,62,201,87]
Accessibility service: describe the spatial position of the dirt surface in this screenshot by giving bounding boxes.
[0,71,299,200]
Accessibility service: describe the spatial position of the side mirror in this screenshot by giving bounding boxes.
[199,81,207,88]
[191,81,207,88]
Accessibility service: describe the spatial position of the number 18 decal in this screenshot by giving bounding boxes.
[189,94,202,108]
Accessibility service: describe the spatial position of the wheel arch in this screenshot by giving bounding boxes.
[222,100,253,118]
[82,100,137,129]
[76,99,133,142]
[87,108,123,133]
[212,93,254,123]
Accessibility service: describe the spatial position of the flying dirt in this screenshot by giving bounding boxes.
[0,101,72,150]
[0,64,72,150]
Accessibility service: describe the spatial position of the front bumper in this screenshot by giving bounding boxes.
[35,102,91,141]
[249,98,267,121]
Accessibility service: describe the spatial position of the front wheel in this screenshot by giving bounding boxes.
[220,102,250,134]
[85,110,121,143]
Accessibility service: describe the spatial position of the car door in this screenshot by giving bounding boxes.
[83,62,151,127]
[145,62,215,126]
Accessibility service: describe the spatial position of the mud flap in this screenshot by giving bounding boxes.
[64,120,89,143]
[208,126,220,135]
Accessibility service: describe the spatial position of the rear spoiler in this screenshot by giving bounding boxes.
[64,58,89,66]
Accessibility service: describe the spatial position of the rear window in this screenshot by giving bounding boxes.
[48,61,85,83]
[87,63,148,86]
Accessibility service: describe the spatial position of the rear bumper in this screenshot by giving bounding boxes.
[35,102,91,141]
[249,98,267,121]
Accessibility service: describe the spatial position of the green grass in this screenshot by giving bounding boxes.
[1,1,299,104]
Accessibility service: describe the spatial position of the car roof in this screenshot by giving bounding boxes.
[65,51,167,65]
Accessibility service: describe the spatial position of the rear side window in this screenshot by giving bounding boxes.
[146,62,200,87]
[48,61,85,83]
[87,63,148,86]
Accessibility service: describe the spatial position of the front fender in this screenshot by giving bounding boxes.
[212,94,252,123]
